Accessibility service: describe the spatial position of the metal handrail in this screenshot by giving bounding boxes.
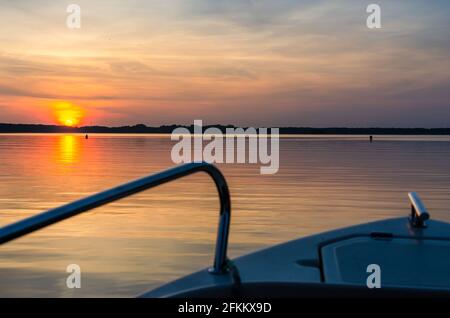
[0,162,231,274]
[408,192,430,228]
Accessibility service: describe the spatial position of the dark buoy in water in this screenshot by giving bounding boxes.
[370,135,373,143]
[85,134,89,140]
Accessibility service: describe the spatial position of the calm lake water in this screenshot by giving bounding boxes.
[1,134,450,297]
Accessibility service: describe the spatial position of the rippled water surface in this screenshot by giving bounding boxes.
[1,134,450,297]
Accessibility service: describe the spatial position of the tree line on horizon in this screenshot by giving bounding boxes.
[0,123,450,135]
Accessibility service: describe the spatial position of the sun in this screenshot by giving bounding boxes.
[51,102,85,127]
[64,118,75,127]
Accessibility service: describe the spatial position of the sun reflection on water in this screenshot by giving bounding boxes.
[58,135,80,164]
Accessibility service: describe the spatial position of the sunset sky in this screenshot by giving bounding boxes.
[0,0,449,127]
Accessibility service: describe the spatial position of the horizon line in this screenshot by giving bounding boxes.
[1,122,450,131]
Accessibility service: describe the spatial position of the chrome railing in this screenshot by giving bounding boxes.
[408,192,430,228]
[0,162,231,274]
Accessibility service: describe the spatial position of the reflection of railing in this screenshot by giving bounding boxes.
[408,192,430,228]
[0,162,232,274]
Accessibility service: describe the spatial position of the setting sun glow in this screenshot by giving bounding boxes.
[52,102,85,127]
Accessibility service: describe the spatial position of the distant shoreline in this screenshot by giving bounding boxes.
[1,123,450,135]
